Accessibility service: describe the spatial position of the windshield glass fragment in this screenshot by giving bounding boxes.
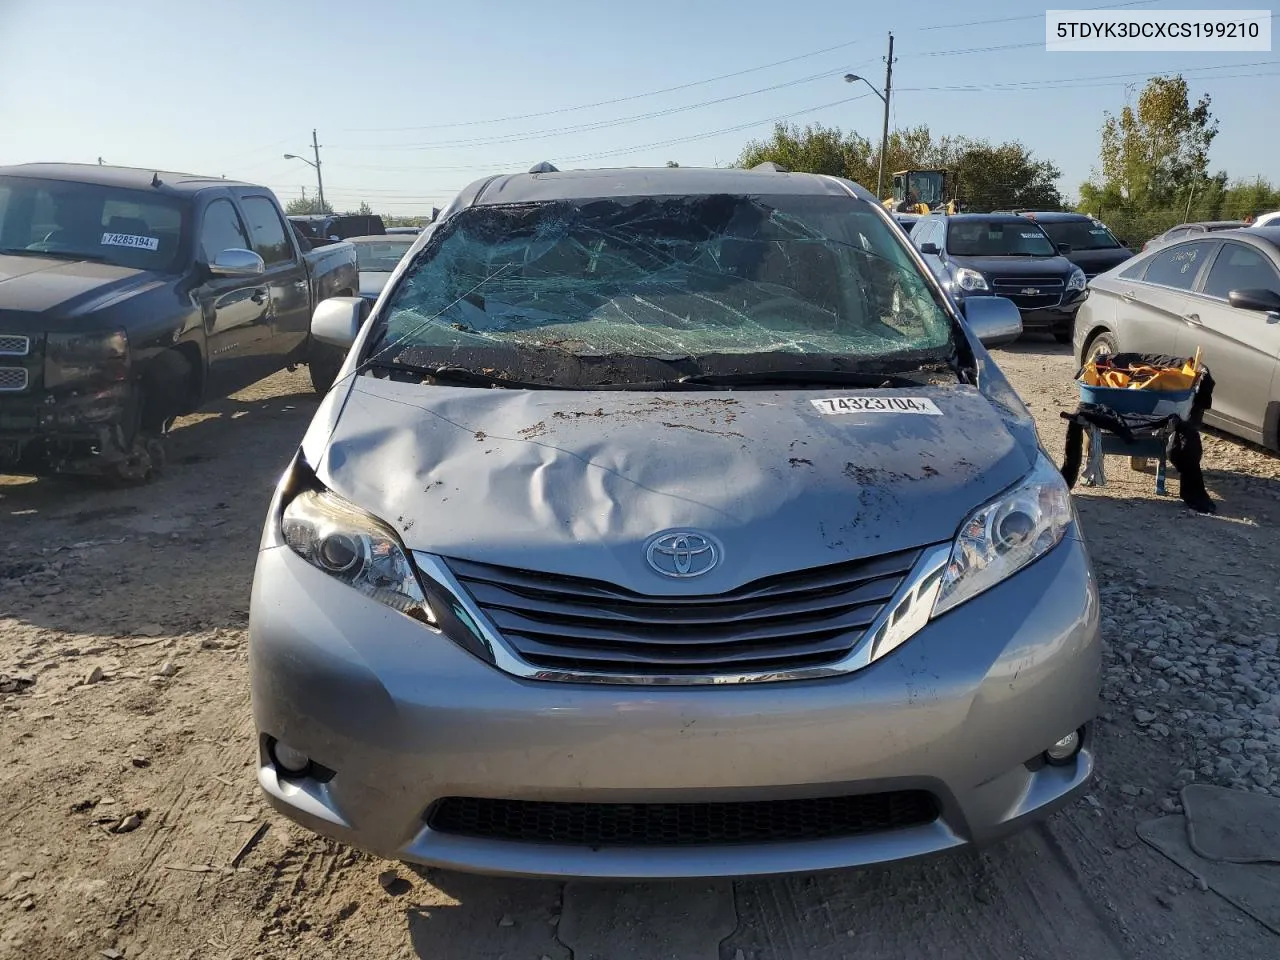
[375,194,953,385]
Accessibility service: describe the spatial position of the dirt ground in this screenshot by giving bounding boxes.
[3,339,1279,960]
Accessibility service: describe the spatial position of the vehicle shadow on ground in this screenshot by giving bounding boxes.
[0,389,319,525]
[994,334,1074,361]
[2,383,320,636]
[402,869,570,959]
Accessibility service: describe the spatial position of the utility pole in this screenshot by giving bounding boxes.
[878,33,895,204]
[285,132,327,213]
[311,129,326,213]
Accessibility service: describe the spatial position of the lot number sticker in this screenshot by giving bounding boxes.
[101,232,160,251]
[811,396,943,416]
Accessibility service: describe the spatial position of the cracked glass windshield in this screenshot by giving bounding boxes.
[376,193,952,384]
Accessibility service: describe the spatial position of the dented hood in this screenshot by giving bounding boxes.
[313,376,1036,594]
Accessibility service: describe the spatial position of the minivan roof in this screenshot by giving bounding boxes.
[453,166,881,209]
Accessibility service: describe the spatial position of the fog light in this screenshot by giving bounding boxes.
[1044,730,1081,765]
[270,740,311,775]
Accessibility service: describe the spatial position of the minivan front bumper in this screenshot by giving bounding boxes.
[249,533,1100,879]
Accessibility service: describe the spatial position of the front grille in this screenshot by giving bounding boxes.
[427,792,940,846]
[989,277,1064,311]
[0,367,28,392]
[0,335,30,357]
[443,549,919,676]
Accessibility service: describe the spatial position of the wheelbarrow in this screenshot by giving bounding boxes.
[1059,352,1215,512]
[1077,377,1200,495]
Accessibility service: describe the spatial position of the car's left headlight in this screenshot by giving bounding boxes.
[280,488,435,624]
[1066,267,1087,292]
[933,453,1074,616]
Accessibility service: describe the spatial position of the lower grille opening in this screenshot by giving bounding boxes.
[426,791,939,847]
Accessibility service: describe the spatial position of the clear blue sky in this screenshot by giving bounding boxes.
[1,0,1276,215]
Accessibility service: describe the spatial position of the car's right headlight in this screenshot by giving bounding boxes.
[933,453,1073,616]
[952,267,989,292]
[280,488,435,624]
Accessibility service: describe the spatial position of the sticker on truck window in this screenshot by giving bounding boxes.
[101,232,159,251]
[810,396,943,416]
[1020,232,1043,239]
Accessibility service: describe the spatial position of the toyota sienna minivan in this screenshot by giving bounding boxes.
[248,164,1100,879]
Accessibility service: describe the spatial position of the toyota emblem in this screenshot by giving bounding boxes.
[645,531,720,578]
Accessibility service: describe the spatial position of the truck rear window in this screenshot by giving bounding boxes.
[0,176,189,272]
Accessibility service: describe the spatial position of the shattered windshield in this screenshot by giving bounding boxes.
[375,193,953,383]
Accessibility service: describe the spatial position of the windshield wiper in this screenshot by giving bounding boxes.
[0,247,108,262]
[671,369,933,389]
[366,360,569,390]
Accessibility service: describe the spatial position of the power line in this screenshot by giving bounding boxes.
[895,60,1280,92]
[327,65,868,152]
[919,0,1162,31]
[334,0,1170,135]
[338,40,870,134]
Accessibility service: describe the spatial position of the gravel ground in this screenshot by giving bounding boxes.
[2,338,1279,959]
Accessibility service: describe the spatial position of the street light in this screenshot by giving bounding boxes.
[845,33,894,203]
[284,129,326,212]
[845,74,890,202]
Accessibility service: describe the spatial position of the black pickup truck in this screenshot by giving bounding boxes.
[0,163,358,481]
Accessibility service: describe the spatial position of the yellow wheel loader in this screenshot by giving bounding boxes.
[883,170,961,215]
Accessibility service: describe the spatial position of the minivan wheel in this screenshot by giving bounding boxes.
[1084,331,1118,364]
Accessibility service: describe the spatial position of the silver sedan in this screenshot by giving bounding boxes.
[1074,227,1280,451]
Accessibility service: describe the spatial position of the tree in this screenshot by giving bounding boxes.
[737,122,874,181]
[665,160,679,168]
[950,142,1063,211]
[1096,75,1218,205]
[284,195,332,215]
[737,122,1061,210]
[353,201,374,216]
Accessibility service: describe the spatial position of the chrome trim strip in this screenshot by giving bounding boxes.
[412,544,953,686]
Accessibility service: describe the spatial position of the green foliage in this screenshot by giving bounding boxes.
[736,123,1062,211]
[1079,74,1277,245]
[738,122,874,180]
[1097,75,1217,206]
[284,196,333,215]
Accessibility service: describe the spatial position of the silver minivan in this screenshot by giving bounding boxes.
[249,165,1100,879]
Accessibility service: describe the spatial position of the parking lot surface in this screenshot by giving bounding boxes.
[3,340,1279,959]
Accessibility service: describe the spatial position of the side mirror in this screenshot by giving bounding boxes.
[962,295,1023,348]
[920,242,940,255]
[210,248,265,277]
[1228,288,1280,313]
[1057,243,1073,255]
[311,296,365,349]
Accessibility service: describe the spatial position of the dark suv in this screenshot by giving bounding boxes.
[911,213,1088,343]
[1010,211,1134,280]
